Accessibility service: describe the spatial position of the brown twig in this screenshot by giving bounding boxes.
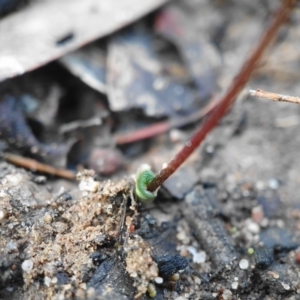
[249,89,300,104]
[114,97,219,145]
[4,152,76,180]
[147,0,295,193]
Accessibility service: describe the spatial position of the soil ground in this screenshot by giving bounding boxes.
[1,0,300,299]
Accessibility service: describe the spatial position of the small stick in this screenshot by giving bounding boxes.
[249,89,300,105]
[118,194,128,243]
[114,97,219,145]
[146,0,295,193]
[4,152,76,180]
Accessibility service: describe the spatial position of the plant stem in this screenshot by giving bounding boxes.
[249,89,300,105]
[147,0,295,193]
[4,152,76,180]
[114,97,219,145]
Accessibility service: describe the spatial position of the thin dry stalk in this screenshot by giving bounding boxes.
[4,152,76,180]
[114,97,219,145]
[249,89,300,105]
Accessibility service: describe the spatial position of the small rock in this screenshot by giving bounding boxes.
[268,178,279,189]
[147,283,156,298]
[260,218,269,228]
[145,214,156,225]
[194,276,201,285]
[5,286,14,293]
[51,277,58,284]
[268,271,279,279]
[21,259,33,273]
[43,212,52,224]
[260,228,299,253]
[246,219,260,234]
[175,296,185,300]
[155,254,188,278]
[0,210,7,221]
[44,276,51,287]
[205,144,215,155]
[254,247,274,269]
[251,206,264,223]
[87,148,124,176]
[154,277,163,284]
[169,129,184,143]
[239,259,249,270]
[231,281,238,290]
[223,289,233,299]
[258,194,280,218]
[177,231,186,241]
[6,241,18,251]
[281,282,290,290]
[187,246,206,264]
[79,177,99,193]
[170,273,180,281]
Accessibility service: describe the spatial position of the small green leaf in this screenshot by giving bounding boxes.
[135,164,157,202]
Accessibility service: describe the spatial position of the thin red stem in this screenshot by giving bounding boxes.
[114,97,219,145]
[147,0,295,192]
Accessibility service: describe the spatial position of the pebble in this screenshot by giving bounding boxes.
[205,144,215,154]
[231,281,239,290]
[44,276,51,287]
[79,177,99,193]
[177,231,186,241]
[256,181,265,190]
[175,297,185,300]
[6,286,14,292]
[87,148,124,175]
[6,241,18,251]
[75,289,86,299]
[268,178,279,189]
[21,259,33,273]
[268,271,279,279]
[239,259,249,270]
[170,273,180,281]
[260,218,269,228]
[52,277,58,284]
[147,283,156,298]
[281,282,290,290]
[0,210,7,221]
[87,287,96,298]
[222,289,233,300]
[295,251,300,264]
[260,227,299,252]
[245,219,260,234]
[193,276,201,285]
[187,246,206,263]
[170,129,183,143]
[154,277,163,284]
[277,219,285,228]
[43,213,52,224]
[5,174,23,186]
[251,206,264,223]
[254,247,274,269]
